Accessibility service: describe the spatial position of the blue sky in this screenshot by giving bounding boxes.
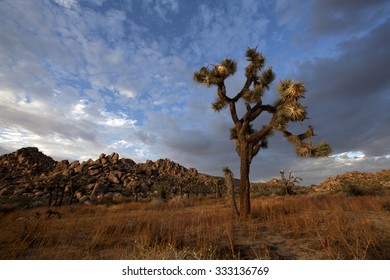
[0,0,389,185]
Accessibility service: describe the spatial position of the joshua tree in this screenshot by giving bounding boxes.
[194,47,331,218]
[280,170,302,195]
[188,174,200,197]
[132,180,141,202]
[177,181,183,196]
[68,174,86,205]
[46,174,66,207]
[209,177,224,198]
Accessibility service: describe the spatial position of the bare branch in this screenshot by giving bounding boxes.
[229,100,241,125]
[248,122,273,143]
[232,76,252,102]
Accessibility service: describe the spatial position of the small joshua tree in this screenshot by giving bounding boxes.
[45,174,66,207]
[210,177,224,198]
[194,47,331,218]
[280,170,302,195]
[68,174,86,205]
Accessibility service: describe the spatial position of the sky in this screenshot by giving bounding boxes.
[0,0,389,185]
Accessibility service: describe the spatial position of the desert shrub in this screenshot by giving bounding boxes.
[251,184,285,197]
[345,184,365,196]
[341,179,383,196]
[0,195,34,212]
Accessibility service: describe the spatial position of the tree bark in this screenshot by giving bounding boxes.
[239,141,251,218]
[224,168,239,218]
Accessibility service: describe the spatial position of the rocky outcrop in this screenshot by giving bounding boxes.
[0,147,56,184]
[0,147,214,208]
[314,170,390,193]
[139,158,198,179]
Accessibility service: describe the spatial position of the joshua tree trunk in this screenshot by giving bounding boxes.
[239,141,251,218]
[69,190,75,205]
[214,183,220,198]
[224,167,240,218]
[69,183,76,205]
[179,183,183,196]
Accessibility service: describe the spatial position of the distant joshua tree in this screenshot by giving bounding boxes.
[280,170,302,195]
[68,174,86,205]
[46,174,67,207]
[194,47,331,218]
[210,177,224,198]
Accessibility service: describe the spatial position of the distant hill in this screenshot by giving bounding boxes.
[313,170,390,195]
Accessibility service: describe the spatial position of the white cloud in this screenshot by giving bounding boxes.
[103,115,137,128]
[53,0,78,9]
[143,0,179,21]
[70,101,88,119]
[333,151,365,160]
[113,87,136,99]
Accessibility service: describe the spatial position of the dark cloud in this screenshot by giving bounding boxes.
[309,0,389,36]
[297,19,390,157]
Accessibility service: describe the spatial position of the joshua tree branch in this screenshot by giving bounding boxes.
[232,76,252,102]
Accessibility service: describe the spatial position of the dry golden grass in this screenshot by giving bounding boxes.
[0,194,389,260]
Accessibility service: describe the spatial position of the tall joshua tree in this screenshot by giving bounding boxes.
[194,47,331,218]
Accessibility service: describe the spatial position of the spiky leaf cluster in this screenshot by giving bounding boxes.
[193,58,237,87]
[277,80,305,100]
[193,66,211,86]
[242,66,275,104]
[259,67,275,90]
[243,87,263,103]
[246,48,265,66]
[287,138,331,158]
[222,166,231,174]
[211,97,228,112]
[313,141,332,157]
[282,104,307,121]
[220,58,237,77]
[230,124,256,140]
[245,48,266,79]
[274,79,308,123]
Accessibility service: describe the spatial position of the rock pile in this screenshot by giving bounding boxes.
[0,147,210,208]
[0,147,56,184]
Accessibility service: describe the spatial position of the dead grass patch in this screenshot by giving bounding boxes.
[0,195,389,259]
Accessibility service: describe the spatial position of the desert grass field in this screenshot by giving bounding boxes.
[0,194,389,260]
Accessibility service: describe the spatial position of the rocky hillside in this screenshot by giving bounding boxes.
[0,147,56,184]
[0,147,219,209]
[313,170,390,194]
[251,170,390,197]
